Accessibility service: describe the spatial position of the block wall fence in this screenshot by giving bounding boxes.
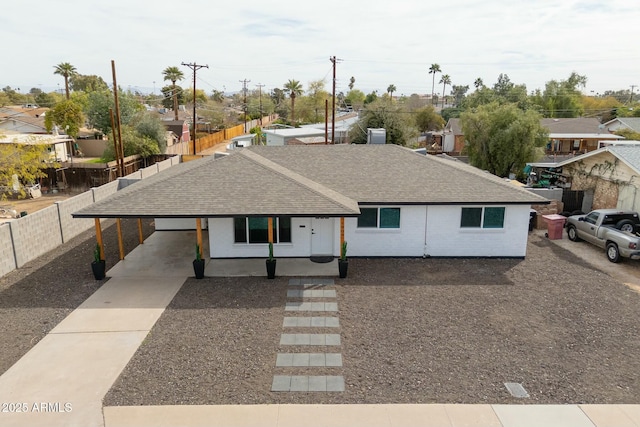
[0,157,177,279]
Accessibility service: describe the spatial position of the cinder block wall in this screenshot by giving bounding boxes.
[157,158,172,172]
[140,165,158,179]
[11,206,63,267]
[56,192,95,242]
[91,180,119,202]
[0,224,17,277]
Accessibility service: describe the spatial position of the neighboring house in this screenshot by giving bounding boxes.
[73,145,548,259]
[0,106,49,134]
[444,118,624,156]
[263,128,328,145]
[602,117,640,134]
[555,145,640,212]
[163,120,190,143]
[0,133,72,161]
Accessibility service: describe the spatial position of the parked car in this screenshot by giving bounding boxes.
[565,209,640,263]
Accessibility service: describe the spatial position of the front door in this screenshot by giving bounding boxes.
[311,217,334,256]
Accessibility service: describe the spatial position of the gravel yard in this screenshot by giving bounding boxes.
[103,232,640,406]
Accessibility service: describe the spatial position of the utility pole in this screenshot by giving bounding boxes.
[256,83,265,125]
[181,62,209,155]
[111,60,124,177]
[630,85,637,104]
[239,79,251,132]
[330,56,340,144]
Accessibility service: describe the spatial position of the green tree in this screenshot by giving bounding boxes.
[530,72,587,118]
[461,102,548,178]
[283,79,303,123]
[387,84,397,100]
[345,89,365,109]
[211,89,225,103]
[34,91,58,108]
[364,90,378,105]
[44,99,84,138]
[0,140,52,199]
[53,62,77,100]
[2,86,27,105]
[101,125,160,162]
[451,84,469,107]
[162,66,185,120]
[614,128,640,140]
[69,74,109,92]
[414,105,445,133]
[439,74,451,108]
[130,111,167,153]
[428,63,441,105]
[348,100,411,145]
[85,90,144,133]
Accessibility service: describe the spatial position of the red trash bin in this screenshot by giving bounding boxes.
[541,214,567,240]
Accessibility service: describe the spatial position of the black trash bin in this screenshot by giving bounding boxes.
[529,209,537,232]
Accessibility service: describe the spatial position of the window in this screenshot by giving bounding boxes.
[234,217,292,243]
[584,212,599,225]
[460,207,505,229]
[357,207,400,229]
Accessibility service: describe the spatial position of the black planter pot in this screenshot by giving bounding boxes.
[266,259,276,279]
[91,260,106,280]
[193,259,205,279]
[338,259,349,278]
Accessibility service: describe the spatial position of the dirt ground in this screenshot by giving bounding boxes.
[0,192,78,222]
[103,232,640,406]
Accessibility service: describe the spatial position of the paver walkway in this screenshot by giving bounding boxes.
[272,278,345,392]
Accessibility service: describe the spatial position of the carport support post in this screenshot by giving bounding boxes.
[268,217,274,244]
[196,218,203,258]
[95,218,104,261]
[137,218,144,244]
[340,217,345,251]
[116,218,125,260]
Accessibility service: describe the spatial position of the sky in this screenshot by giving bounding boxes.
[2,0,638,98]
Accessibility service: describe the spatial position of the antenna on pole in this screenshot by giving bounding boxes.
[181,62,209,154]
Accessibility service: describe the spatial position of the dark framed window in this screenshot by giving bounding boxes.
[380,208,401,228]
[357,207,401,229]
[460,207,505,229]
[234,217,292,243]
[357,208,378,228]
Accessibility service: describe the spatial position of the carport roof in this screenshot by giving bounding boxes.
[72,144,548,219]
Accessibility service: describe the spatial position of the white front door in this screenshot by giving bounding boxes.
[310,218,334,255]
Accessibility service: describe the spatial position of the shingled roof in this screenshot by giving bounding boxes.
[73,144,548,219]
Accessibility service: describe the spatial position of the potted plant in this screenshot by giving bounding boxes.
[266,242,276,279]
[193,244,205,279]
[338,241,348,278]
[91,243,106,280]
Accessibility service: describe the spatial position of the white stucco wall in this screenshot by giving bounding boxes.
[425,205,530,257]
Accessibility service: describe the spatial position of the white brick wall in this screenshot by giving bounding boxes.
[0,224,17,277]
[157,158,173,172]
[140,165,158,179]
[91,180,119,202]
[425,205,529,257]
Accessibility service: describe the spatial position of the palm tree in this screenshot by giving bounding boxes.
[474,78,484,89]
[162,66,185,120]
[387,84,397,101]
[53,62,77,100]
[439,74,451,108]
[428,64,441,105]
[283,79,303,123]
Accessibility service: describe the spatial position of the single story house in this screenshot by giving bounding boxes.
[163,120,190,143]
[0,132,73,162]
[73,145,548,259]
[444,118,624,157]
[602,117,640,133]
[263,128,328,146]
[555,145,640,212]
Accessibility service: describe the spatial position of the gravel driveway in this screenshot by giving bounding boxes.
[103,231,640,406]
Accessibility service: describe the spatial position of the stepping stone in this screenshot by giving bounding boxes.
[289,278,335,287]
[276,353,343,367]
[280,334,341,346]
[283,317,340,327]
[285,302,338,312]
[271,375,345,392]
[287,289,337,298]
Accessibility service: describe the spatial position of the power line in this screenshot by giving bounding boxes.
[181,62,209,154]
[239,78,251,132]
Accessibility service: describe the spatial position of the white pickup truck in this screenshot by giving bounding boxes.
[565,209,640,263]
